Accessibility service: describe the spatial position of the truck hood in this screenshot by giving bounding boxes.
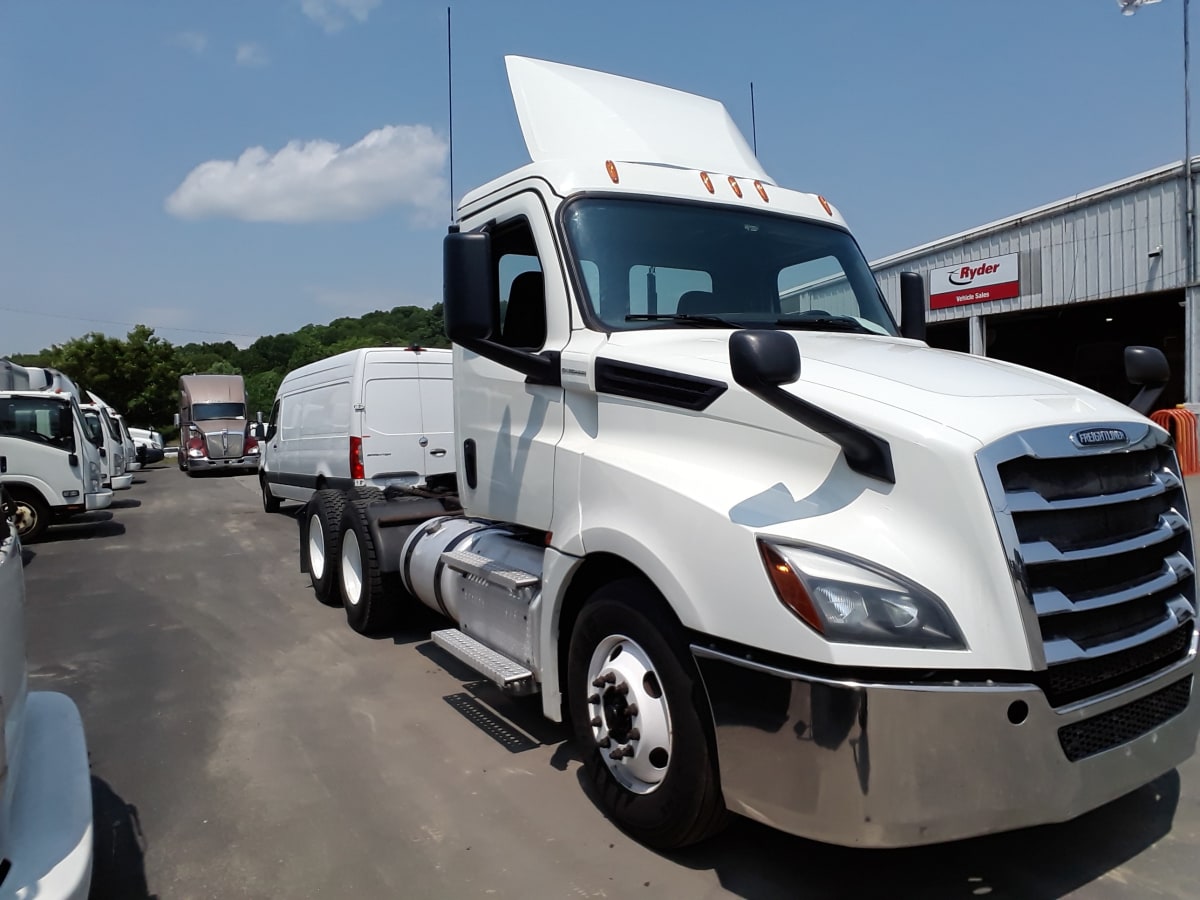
[191,419,246,435]
[599,330,1146,447]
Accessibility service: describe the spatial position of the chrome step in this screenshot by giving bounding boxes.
[441,548,540,594]
[431,628,537,695]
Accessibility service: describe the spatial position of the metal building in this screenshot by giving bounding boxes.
[872,158,1198,408]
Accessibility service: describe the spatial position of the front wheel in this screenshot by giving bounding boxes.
[260,475,281,513]
[567,579,727,849]
[7,488,50,542]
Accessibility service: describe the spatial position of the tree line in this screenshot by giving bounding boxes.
[10,304,448,436]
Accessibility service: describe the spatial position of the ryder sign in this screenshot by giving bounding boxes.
[929,253,1019,310]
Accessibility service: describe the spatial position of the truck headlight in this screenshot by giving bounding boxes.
[757,540,966,650]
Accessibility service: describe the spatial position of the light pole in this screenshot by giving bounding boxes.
[1123,0,1196,398]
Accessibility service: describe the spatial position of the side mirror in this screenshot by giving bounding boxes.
[899,271,926,341]
[173,413,181,427]
[1125,346,1170,416]
[729,330,801,389]
[256,410,264,424]
[443,231,496,343]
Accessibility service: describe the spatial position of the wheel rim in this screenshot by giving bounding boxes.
[308,513,326,580]
[586,634,673,794]
[11,501,37,537]
[342,530,363,606]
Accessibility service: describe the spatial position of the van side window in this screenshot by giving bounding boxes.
[492,218,547,350]
[268,400,280,430]
[281,397,301,441]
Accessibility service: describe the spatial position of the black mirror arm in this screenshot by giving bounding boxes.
[458,338,561,387]
[741,374,895,484]
[1130,384,1166,417]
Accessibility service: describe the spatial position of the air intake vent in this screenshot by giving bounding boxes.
[1058,676,1192,762]
[594,359,727,411]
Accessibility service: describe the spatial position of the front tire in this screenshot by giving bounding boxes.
[261,475,281,513]
[567,579,727,849]
[305,489,346,606]
[7,488,51,542]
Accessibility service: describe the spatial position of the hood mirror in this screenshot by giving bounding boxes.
[899,271,926,341]
[1125,346,1169,416]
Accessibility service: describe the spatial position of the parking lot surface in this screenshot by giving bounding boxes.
[20,464,1200,899]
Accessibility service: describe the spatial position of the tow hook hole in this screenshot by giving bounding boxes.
[649,747,669,768]
[643,672,662,699]
[1007,700,1028,725]
[609,645,623,662]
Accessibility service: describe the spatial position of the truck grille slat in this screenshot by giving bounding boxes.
[204,431,244,460]
[979,426,1196,705]
[1057,676,1192,762]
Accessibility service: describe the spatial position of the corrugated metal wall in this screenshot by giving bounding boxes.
[873,167,1190,324]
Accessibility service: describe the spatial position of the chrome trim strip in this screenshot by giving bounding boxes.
[1042,599,1195,664]
[1003,469,1181,513]
[1020,511,1187,566]
[1032,552,1194,615]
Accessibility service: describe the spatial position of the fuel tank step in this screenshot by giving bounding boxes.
[431,628,537,695]
[441,548,540,594]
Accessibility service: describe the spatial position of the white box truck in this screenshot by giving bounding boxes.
[1,361,113,541]
[259,346,455,514]
[305,58,1198,850]
[0,484,94,898]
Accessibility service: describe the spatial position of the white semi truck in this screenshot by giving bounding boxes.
[305,58,1199,849]
[0,361,113,541]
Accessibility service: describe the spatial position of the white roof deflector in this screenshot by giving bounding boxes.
[505,56,773,183]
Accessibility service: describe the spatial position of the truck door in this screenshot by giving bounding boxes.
[454,193,567,530]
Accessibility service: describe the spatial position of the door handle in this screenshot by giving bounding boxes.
[429,449,447,458]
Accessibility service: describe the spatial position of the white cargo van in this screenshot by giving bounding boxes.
[259,347,454,512]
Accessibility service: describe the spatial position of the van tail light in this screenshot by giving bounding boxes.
[350,436,365,481]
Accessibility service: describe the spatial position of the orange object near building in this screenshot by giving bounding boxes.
[1150,407,1200,475]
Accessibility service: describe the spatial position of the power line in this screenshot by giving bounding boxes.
[0,304,261,340]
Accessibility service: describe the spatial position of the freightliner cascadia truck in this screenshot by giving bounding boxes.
[300,57,1199,849]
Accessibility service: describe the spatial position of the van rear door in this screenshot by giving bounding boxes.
[360,359,426,487]
[417,358,455,479]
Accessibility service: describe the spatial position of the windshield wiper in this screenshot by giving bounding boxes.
[626,313,743,328]
[775,314,873,334]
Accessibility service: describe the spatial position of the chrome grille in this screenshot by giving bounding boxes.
[204,430,244,459]
[979,422,1196,706]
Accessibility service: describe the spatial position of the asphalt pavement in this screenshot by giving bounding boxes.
[19,463,1200,899]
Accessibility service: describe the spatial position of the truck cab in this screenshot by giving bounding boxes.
[176,374,260,475]
[331,57,1198,850]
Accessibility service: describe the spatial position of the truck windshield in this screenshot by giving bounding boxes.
[82,409,104,443]
[0,395,76,452]
[562,198,897,335]
[102,410,122,442]
[193,403,245,421]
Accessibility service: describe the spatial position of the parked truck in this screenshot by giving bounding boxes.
[303,57,1199,850]
[0,360,113,541]
[175,374,260,475]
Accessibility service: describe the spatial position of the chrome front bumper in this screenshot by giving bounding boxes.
[187,455,259,472]
[693,634,1199,848]
[85,490,113,511]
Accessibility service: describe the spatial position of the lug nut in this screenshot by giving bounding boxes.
[626,703,639,716]
[598,737,611,748]
[592,677,605,688]
[609,745,634,760]
[590,716,602,727]
[604,672,616,683]
[628,727,640,741]
[588,694,600,704]
[615,682,630,695]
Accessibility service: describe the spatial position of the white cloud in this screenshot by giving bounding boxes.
[235,42,269,67]
[165,124,448,224]
[173,31,208,55]
[300,0,380,33]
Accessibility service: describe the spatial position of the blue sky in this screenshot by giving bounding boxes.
[0,0,1192,354]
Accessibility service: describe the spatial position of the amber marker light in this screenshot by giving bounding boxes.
[728,176,743,198]
[818,195,833,216]
[753,180,769,202]
[700,171,715,193]
[606,160,620,184]
[757,540,824,633]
